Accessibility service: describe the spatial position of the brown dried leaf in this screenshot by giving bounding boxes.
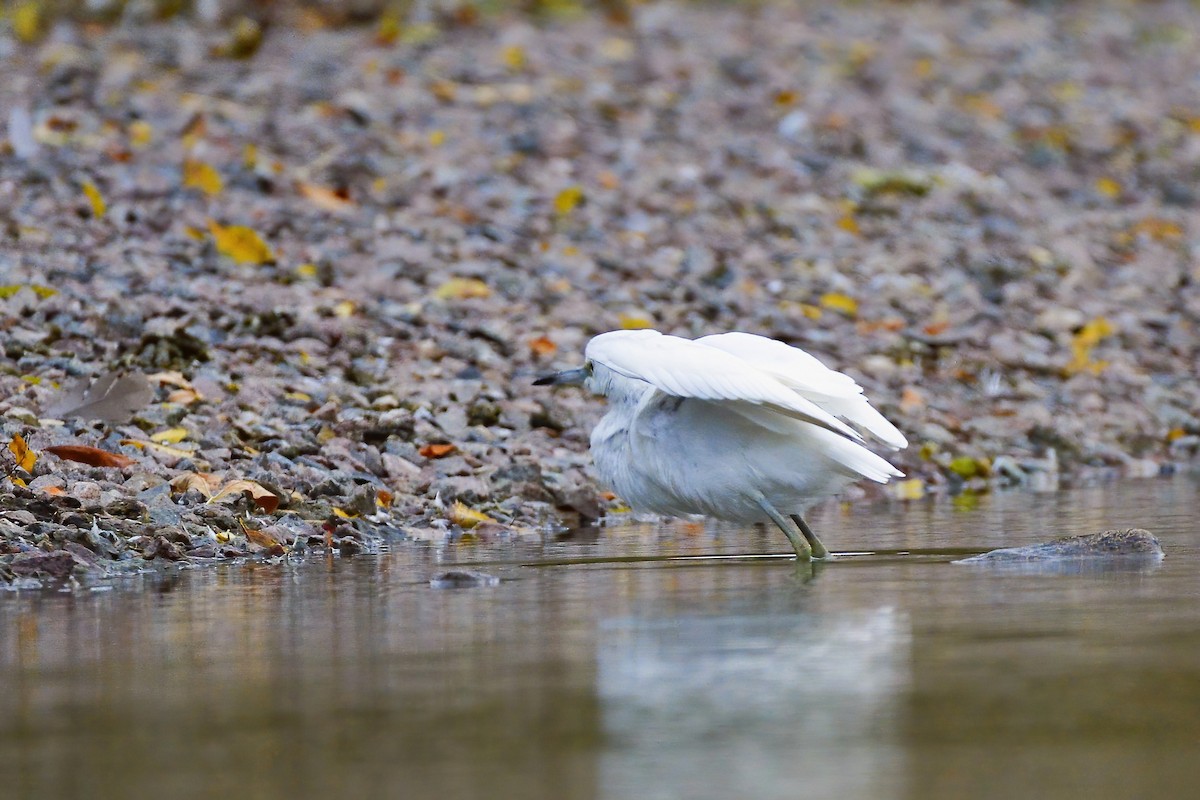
[419,443,457,459]
[297,182,355,212]
[170,471,221,498]
[45,445,136,469]
[43,371,154,422]
[210,479,280,513]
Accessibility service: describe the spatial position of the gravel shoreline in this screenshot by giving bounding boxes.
[2,1,1199,584]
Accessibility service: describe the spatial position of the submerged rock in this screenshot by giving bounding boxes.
[954,529,1163,565]
[429,569,501,589]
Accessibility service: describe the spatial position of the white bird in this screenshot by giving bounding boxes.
[534,329,908,560]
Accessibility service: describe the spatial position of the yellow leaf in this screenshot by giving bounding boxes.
[8,434,36,473]
[151,427,188,444]
[618,310,654,330]
[819,292,858,317]
[428,129,446,147]
[1066,317,1115,375]
[892,478,925,501]
[11,1,41,43]
[501,44,526,71]
[0,284,56,300]
[1095,177,1121,199]
[82,181,106,218]
[447,501,495,529]
[798,303,823,320]
[128,120,153,148]
[242,143,258,170]
[835,215,859,234]
[333,300,356,318]
[120,439,194,458]
[553,185,584,216]
[208,220,274,265]
[433,277,491,300]
[332,506,357,519]
[183,159,223,195]
[296,263,319,279]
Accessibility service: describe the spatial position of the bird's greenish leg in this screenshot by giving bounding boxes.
[753,493,812,561]
[790,514,830,560]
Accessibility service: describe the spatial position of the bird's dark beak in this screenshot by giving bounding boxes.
[533,367,588,386]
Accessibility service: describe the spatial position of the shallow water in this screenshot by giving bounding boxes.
[1,478,1197,800]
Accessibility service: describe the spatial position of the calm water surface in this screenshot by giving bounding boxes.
[1,478,1197,800]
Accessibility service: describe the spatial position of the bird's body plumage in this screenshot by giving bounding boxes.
[539,329,908,559]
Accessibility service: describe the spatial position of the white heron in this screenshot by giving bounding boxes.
[534,329,908,560]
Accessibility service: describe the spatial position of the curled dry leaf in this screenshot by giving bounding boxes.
[528,336,557,357]
[43,371,154,423]
[45,445,136,469]
[151,427,188,444]
[170,471,221,498]
[297,182,355,212]
[209,479,280,513]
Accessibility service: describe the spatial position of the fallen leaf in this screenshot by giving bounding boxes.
[332,507,357,519]
[618,311,655,330]
[43,371,154,422]
[819,292,858,317]
[297,182,355,212]
[433,277,491,301]
[151,427,188,444]
[1095,177,1121,199]
[8,434,36,472]
[183,159,223,195]
[81,180,106,218]
[209,479,280,513]
[170,471,221,497]
[11,1,41,43]
[447,501,495,529]
[1066,317,1115,375]
[528,336,557,357]
[419,443,457,459]
[147,371,193,389]
[501,44,526,71]
[128,120,153,148]
[121,439,194,458]
[0,284,57,300]
[892,478,925,501]
[553,185,585,216]
[208,220,275,265]
[242,524,284,551]
[167,388,203,405]
[376,489,394,508]
[45,445,135,469]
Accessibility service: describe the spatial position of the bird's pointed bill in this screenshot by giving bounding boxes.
[533,367,589,386]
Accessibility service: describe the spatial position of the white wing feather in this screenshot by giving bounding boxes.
[586,330,863,442]
[697,331,908,449]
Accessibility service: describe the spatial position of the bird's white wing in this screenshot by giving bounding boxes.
[585,330,862,441]
[697,332,908,449]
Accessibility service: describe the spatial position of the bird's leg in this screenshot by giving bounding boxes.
[790,514,830,560]
[753,493,812,561]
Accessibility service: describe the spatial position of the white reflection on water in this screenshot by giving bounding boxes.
[598,607,910,800]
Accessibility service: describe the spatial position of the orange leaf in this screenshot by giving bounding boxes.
[45,444,135,469]
[170,471,221,498]
[419,443,457,459]
[528,336,557,357]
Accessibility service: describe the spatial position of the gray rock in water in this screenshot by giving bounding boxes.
[429,569,501,589]
[954,529,1163,565]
